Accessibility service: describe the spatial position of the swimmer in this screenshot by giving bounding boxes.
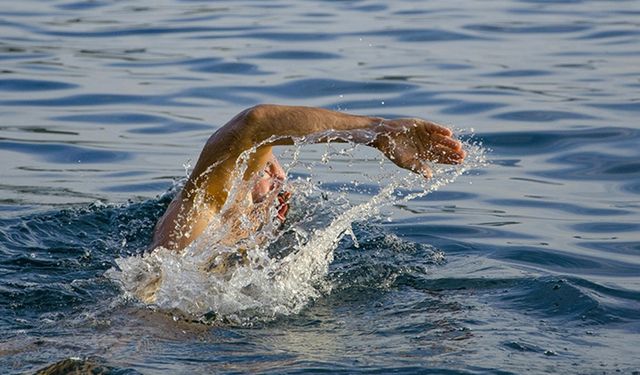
[151,104,465,251]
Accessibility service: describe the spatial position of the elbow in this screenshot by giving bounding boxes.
[244,104,275,123]
[213,104,276,148]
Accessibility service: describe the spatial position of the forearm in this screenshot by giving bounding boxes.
[238,104,384,147]
[189,104,462,199]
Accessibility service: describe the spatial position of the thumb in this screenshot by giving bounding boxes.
[420,164,433,179]
[408,160,432,179]
[416,161,432,179]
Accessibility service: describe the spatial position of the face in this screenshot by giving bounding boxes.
[251,155,290,222]
[252,155,286,204]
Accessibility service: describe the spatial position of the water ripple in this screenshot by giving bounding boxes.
[480,127,639,155]
[55,111,213,135]
[578,241,640,257]
[359,28,481,42]
[41,26,259,38]
[589,102,640,113]
[247,50,341,60]
[55,1,111,11]
[493,110,596,122]
[464,23,590,34]
[578,29,640,40]
[191,61,266,75]
[392,222,539,241]
[485,198,630,216]
[188,78,418,100]
[494,245,638,276]
[0,93,179,107]
[496,277,639,324]
[439,101,505,114]
[201,31,337,42]
[483,69,551,78]
[540,152,640,181]
[0,140,131,163]
[621,180,640,195]
[0,78,77,91]
[53,112,166,124]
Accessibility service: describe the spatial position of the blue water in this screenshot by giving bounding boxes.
[1,0,640,373]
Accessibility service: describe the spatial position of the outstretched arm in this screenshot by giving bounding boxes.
[190,104,464,203]
[152,104,464,250]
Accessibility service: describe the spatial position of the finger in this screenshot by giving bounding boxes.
[415,124,459,155]
[422,121,453,137]
[430,133,463,151]
[278,190,291,202]
[415,131,462,160]
[432,144,465,164]
[277,204,288,222]
[405,160,432,179]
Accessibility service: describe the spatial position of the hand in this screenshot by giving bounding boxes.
[373,118,465,178]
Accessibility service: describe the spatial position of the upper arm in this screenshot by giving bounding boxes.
[184,104,379,207]
[185,119,274,210]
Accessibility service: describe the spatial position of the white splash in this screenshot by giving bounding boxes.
[106,135,486,324]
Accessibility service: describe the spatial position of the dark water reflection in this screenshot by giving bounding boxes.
[1,0,640,373]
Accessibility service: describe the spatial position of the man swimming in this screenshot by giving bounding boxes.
[150,104,466,252]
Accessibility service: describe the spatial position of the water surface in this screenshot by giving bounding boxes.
[1,0,639,373]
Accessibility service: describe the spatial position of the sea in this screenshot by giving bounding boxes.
[1,0,639,374]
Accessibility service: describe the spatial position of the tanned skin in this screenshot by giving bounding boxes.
[151,104,466,251]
